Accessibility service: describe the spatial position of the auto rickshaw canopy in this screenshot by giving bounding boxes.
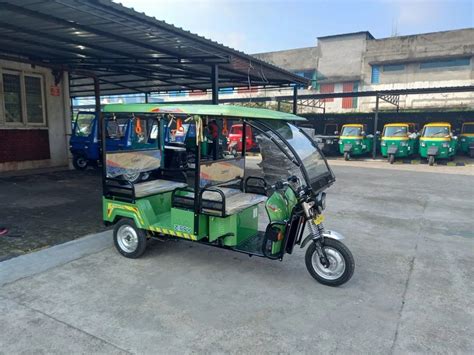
[103,104,306,121]
[423,122,452,128]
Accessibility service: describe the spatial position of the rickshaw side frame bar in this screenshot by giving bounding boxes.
[95,77,108,195]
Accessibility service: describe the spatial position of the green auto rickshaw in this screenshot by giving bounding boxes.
[419,122,458,166]
[380,123,418,164]
[459,122,474,158]
[338,124,373,160]
[101,104,355,287]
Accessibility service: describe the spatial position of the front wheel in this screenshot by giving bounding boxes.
[344,152,350,161]
[72,155,88,170]
[389,154,395,164]
[428,155,435,166]
[305,238,354,287]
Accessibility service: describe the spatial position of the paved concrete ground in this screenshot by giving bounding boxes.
[0,169,105,261]
[1,165,472,354]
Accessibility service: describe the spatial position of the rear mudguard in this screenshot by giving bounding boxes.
[300,230,346,249]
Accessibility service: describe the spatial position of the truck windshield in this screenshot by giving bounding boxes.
[384,126,408,137]
[341,126,361,136]
[423,126,450,137]
[462,124,474,134]
[74,112,95,137]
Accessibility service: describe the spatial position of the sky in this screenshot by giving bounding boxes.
[116,0,473,53]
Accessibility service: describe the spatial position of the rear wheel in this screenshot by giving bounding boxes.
[389,154,395,164]
[113,219,147,258]
[72,155,88,170]
[428,155,435,166]
[305,238,354,287]
[344,152,350,161]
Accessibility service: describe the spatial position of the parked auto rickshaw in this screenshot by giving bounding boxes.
[101,104,354,286]
[459,122,474,158]
[380,123,418,164]
[419,122,458,166]
[338,124,373,160]
[70,111,158,182]
[227,123,256,156]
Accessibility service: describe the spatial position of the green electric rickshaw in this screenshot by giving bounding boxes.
[419,122,458,166]
[338,124,373,160]
[100,104,355,287]
[380,123,418,164]
[459,122,474,158]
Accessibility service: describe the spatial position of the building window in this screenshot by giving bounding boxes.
[420,58,470,69]
[294,70,316,89]
[3,73,23,123]
[2,71,46,126]
[383,64,405,72]
[25,76,44,123]
[320,83,335,102]
[371,66,380,84]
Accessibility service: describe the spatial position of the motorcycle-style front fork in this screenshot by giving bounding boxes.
[307,220,330,268]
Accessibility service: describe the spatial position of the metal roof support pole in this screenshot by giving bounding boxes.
[372,94,379,159]
[211,64,219,105]
[293,86,298,114]
[94,77,106,194]
[145,92,149,103]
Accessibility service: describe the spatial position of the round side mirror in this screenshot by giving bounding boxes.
[334,131,339,135]
[376,131,381,135]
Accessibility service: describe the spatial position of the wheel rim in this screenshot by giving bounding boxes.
[312,247,346,280]
[76,157,87,168]
[117,225,139,253]
[123,172,140,183]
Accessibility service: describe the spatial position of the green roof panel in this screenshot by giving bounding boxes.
[103,104,306,121]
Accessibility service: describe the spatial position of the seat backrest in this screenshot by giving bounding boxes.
[106,149,161,178]
[199,157,244,188]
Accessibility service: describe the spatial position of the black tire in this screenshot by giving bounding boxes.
[344,152,350,161]
[428,155,435,166]
[389,154,395,164]
[305,238,355,287]
[113,219,147,258]
[72,155,88,170]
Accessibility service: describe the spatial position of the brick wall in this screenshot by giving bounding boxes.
[0,130,50,163]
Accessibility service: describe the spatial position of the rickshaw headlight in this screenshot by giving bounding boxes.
[381,141,386,146]
[355,140,361,145]
[461,138,466,142]
[400,141,407,147]
[421,142,426,147]
[442,142,449,148]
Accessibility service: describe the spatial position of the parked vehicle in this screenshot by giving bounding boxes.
[419,122,458,166]
[227,123,256,156]
[380,123,419,163]
[459,122,474,158]
[102,104,354,287]
[70,111,157,182]
[338,124,373,160]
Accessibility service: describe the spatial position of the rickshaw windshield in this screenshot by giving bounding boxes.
[423,126,450,137]
[74,112,95,137]
[462,124,474,134]
[384,126,408,137]
[341,126,361,136]
[253,120,333,192]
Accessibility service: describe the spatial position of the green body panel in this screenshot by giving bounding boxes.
[338,137,373,156]
[380,138,417,158]
[208,205,259,246]
[264,187,297,255]
[419,139,457,158]
[170,208,208,239]
[103,103,306,121]
[460,135,474,154]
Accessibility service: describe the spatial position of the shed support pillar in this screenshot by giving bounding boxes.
[94,77,106,193]
[211,64,219,105]
[145,92,149,103]
[372,94,379,159]
[293,86,298,114]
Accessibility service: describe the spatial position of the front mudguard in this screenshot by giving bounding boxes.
[300,230,346,249]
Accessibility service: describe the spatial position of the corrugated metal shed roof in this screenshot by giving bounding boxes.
[0,0,308,97]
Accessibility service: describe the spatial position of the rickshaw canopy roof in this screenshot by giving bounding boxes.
[342,123,364,128]
[384,123,412,127]
[424,122,451,127]
[102,104,306,121]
